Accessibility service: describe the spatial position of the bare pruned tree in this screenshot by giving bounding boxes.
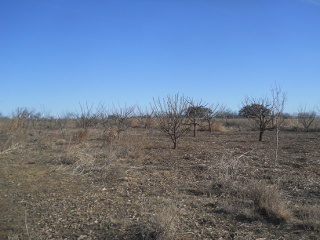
[271,84,287,166]
[137,106,154,130]
[75,102,99,129]
[56,111,75,137]
[11,107,38,131]
[185,98,209,137]
[239,97,274,141]
[152,94,190,149]
[109,104,135,138]
[204,104,224,133]
[297,105,316,132]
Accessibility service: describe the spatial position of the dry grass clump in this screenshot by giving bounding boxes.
[139,200,180,240]
[281,119,302,131]
[119,131,150,158]
[54,144,126,183]
[64,146,96,174]
[282,118,320,131]
[198,122,226,132]
[205,152,292,225]
[128,118,140,128]
[245,180,291,223]
[0,127,26,154]
[221,118,249,131]
[3,118,26,132]
[101,130,119,145]
[211,123,226,131]
[72,129,89,143]
[294,205,320,230]
[208,151,248,191]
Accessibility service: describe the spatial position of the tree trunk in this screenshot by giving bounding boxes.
[173,140,177,149]
[193,123,197,137]
[259,131,263,141]
[207,120,213,133]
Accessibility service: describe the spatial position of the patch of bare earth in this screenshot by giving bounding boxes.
[0,128,319,239]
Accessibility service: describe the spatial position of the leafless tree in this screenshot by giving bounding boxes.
[271,84,287,166]
[75,102,99,129]
[34,106,55,134]
[56,111,75,136]
[93,103,115,145]
[185,98,208,137]
[137,106,154,130]
[152,94,190,149]
[11,107,37,130]
[109,104,135,138]
[204,104,224,133]
[297,105,316,132]
[239,96,274,141]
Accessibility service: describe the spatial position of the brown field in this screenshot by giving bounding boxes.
[0,118,319,239]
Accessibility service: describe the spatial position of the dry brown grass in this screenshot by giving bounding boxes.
[211,123,226,131]
[295,205,320,230]
[54,143,126,184]
[245,179,292,223]
[138,198,181,240]
[1,117,320,239]
[282,118,320,131]
[128,117,140,128]
[101,129,119,145]
[72,129,89,143]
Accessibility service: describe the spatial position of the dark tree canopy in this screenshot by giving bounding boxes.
[239,102,274,141]
[185,106,212,118]
[239,104,271,119]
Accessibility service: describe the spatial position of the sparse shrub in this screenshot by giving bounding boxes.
[205,151,249,198]
[210,151,248,184]
[72,129,88,143]
[75,102,99,129]
[128,118,139,128]
[137,106,154,130]
[101,130,118,145]
[108,104,136,137]
[0,125,26,153]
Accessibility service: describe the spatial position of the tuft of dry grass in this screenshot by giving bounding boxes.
[140,199,180,240]
[211,123,226,131]
[128,118,140,128]
[53,143,126,184]
[245,179,291,223]
[101,130,119,145]
[207,150,249,192]
[294,205,320,230]
[72,129,89,143]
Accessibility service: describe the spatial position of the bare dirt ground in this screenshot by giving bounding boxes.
[0,126,319,239]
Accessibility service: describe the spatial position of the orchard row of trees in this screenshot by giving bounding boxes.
[1,89,319,150]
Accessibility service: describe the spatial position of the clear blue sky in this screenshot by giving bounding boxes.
[1,0,320,116]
